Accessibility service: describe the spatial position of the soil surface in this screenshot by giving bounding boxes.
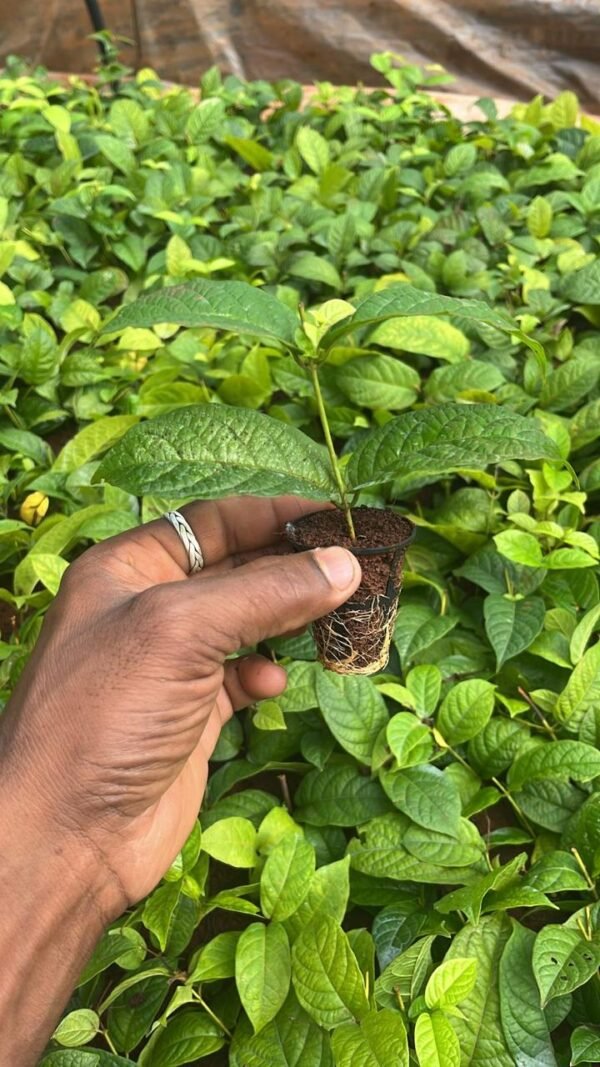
[286,506,414,597]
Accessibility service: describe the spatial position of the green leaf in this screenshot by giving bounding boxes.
[187,931,239,983]
[53,415,139,473]
[201,816,258,867]
[236,922,291,1033]
[316,671,389,764]
[445,142,477,175]
[260,834,316,921]
[499,923,558,1067]
[296,127,330,174]
[484,595,545,669]
[288,253,342,290]
[42,1055,134,1067]
[414,1011,460,1067]
[386,713,433,768]
[508,740,600,791]
[527,197,553,239]
[349,814,478,885]
[295,761,391,826]
[570,606,600,664]
[331,1008,409,1067]
[403,817,486,868]
[337,354,419,411]
[97,405,337,500]
[406,665,442,716]
[555,643,600,725]
[369,316,469,362]
[561,259,600,303]
[380,765,461,834]
[292,914,370,1028]
[322,285,517,348]
[138,1009,224,1065]
[436,679,496,745]
[346,404,558,492]
[444,914,513,1067]
[104,280,299,346]
[525,851,588,893]
[532,925,600,1006]
[235,990,333,1067]
[425,958,478,1009]
[142,882,182,953]
[284,857,350,942]
[53,1010,99,1048]
[185,98,226,141]
[494,530,544,567]
[571,1026,600,1065]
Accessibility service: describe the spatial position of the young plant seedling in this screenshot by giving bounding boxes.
[98,279,557,673]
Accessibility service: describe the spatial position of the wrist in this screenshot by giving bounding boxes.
[0,762,127,928]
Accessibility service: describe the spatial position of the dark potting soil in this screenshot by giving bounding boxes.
[286,506,414,597]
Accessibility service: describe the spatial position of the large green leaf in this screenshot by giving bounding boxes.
[104,279,299,346]
[97,405,337,500]
[555,642,600,726]
[508,740,600,791]
[322,285,519,346]
[294,760,392,827]
[380,765,461,834]
[436,680,496,745]
[414,1012,460,1067]
[532,925,600,1006]
[499,922,558,1067]
[316,670,389,764]
[348,814,478,885]
[337,354,419,411]
[444,914,513,1067]
[291,914,369,1029]
[331,1008,409,1067]
[260,834,316,921]
[346,404,558,492]
[369,315,469,362]
[236,923,292,1033]
[137,1009,225,1065]
[484,594,546,669]
[236,991,333,1067]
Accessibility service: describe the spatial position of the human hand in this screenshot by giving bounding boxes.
[0,496,361,918]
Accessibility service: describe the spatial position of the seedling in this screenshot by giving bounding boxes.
[98,279,556,673]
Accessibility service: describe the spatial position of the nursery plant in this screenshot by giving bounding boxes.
[1,44,600,1067]
[99,278,557,674]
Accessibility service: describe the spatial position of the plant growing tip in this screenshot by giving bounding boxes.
[98,278,558,674]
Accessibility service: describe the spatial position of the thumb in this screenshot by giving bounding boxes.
[184,547,362,654]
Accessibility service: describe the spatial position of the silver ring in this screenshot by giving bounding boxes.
[163,511,205,574]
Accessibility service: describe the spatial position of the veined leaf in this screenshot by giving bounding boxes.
[291,914,369,1029]
[236,923,291,1033]
[508,740,600,791]
[444,914,513,1067]
[103,279,299,346]
[484,594,545,669]
[97,405,337,500]
[346,404,558,492]
[260,834,316,921]
[331,1008,409,1067]
[414,1011,460,1067]
[532,924,600,1006]
[499,923,558,1067]
[316,670,389,764]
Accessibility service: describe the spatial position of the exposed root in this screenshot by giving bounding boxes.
[314,591,400,676]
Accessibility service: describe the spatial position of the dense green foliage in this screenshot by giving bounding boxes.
[1,47,600,1066]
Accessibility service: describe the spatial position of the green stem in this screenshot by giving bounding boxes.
[309,362,356,541]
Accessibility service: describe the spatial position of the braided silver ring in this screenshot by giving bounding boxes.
[163,510,205,574]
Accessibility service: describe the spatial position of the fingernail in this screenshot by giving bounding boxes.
[313,546,359,591]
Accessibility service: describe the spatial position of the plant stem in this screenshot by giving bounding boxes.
[308,362,356,540]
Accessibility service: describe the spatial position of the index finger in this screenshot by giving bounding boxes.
[89,496,331,587]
